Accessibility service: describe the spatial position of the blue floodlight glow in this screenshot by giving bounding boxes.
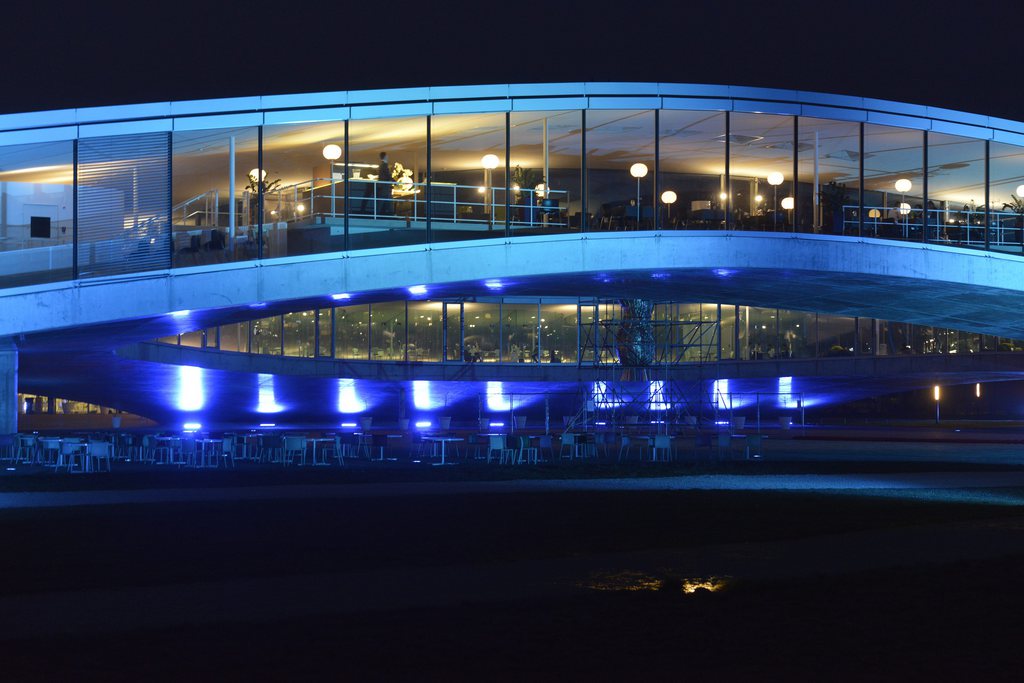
[649,380,670,410]
[592,381,622,408]
[778,376,799,408]
[487,381,511,411]
[183,422,202,431]
[249,302,267,309]
[490,421,505,427]
[337,378,366,413]
[413,380,439,410]
[331,293,351,301]
[256,374,285,413]
[712,268,736,277]
[415,420,432,429]
[176,366,205,411]
[712,379,730,410]
[341,422,357,428]
[484,280,504,290]
[259,423,276,428]
[171,309,190,317]
[408,285,427,295]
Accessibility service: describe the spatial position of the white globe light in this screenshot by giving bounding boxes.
[766,172,784,186]
[894,178,912,193]
[719,192,728,201]
[248,168,266,181]
[781,196,795,210]
[629,162,649,179]
[481,153,500,170]
[898,202,911,216]
[322,144,342,161]
[868,209,882,218]
[534,183,546,198]
[660,190,678,205]
[754,194,763,203]
[1016,184,1024,197]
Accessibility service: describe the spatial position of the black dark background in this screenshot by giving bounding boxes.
[3,0,1020,119]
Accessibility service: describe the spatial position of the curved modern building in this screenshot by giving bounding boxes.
[3,82,1024,432]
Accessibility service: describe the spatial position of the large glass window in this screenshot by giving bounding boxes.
[317,308,332,357]
[462,302,499,363]
[730,113,795,231]
[283,310,315,357]
[586,110,655,230]
[444,302,462,361]
[720,305,736,360]
[509,110,582,234]
[818,315,856,356]
[746,307,779,359]
[430,113,506,241]
[261,121,346,258]
[0,140,74,287]
[251,315,282,355]
[658,110,726,229]
[778,310,815,358]
[797,117,861,235]
[926,132,986,246]
[348,116,427,249]
[988,140,1024,253]
[370,301,406,361]
[863,124,924,241]
[502,302,538,362]
[172,127,259,267]
[335,304,369,360]
[219,321,248,353]
[539,302,578,364]
[407,300,443,362]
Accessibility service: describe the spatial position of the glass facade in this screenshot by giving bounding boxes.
[158,299,1022,368]
[4,94,1024,289]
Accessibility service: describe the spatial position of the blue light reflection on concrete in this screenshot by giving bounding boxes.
[337,378,366,413]
[413,380,437,410]
[778,376,798,408]
[256,374,285,413]
[486,381,510,411]
[593,381,622,408]
[176,366,205,412]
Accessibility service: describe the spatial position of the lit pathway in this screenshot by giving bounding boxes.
[5,471,1024,510]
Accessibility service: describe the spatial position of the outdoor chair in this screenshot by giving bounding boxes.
[281,435,305,466]
[515,435,538,465]
[745,434,765,460]
[652,435,673,462]
[87,440,113,472]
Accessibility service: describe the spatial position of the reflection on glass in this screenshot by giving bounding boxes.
[463,302,499,362]
[219,322,248,353]
[172,127,259,267]
[587,110,655,230]
[0,140,74,287]
[864,123,924,241]
[261,121,345,258]
[502,303,537,362]
[509,110,582,233]
[540,303,578,364]
[370,301,406,361]
[926,132,985,246]
[283,310,315,357]
[180,330,203,348]
[988,141,1024,253]
[431,113,506,241]
[797,117,860,235]
[730,113,794,231]
[444,302,461,362]
[407,300,442,362]
[777,310,814,359]
[818,315,855,356]
[251,316,282,355]
[348,116,427,249]
[335,304,369,360]
[659,110,725,229]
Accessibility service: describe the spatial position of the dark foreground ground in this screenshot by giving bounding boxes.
[4,440,1024,679]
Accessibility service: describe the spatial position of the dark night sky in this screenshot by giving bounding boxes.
[2,0,1021,121]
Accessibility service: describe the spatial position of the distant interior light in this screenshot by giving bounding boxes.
[895,178,912,193]
[481,153,500,170]
[660,190,677,205]
[322,144,342,161]
[754,194,763,203]
[766,172,784,186]
[898,202,911,216]
[781,196,795,210]
[719,192,728,200]
[248,168,266,181]
[629,162,649,179]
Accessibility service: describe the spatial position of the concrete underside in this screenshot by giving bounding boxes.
[5,231,1024,345]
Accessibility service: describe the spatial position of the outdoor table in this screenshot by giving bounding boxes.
[305,437,333,466]
[424,436,464,465]
[152,436,181,464]
[196,438,223,468]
